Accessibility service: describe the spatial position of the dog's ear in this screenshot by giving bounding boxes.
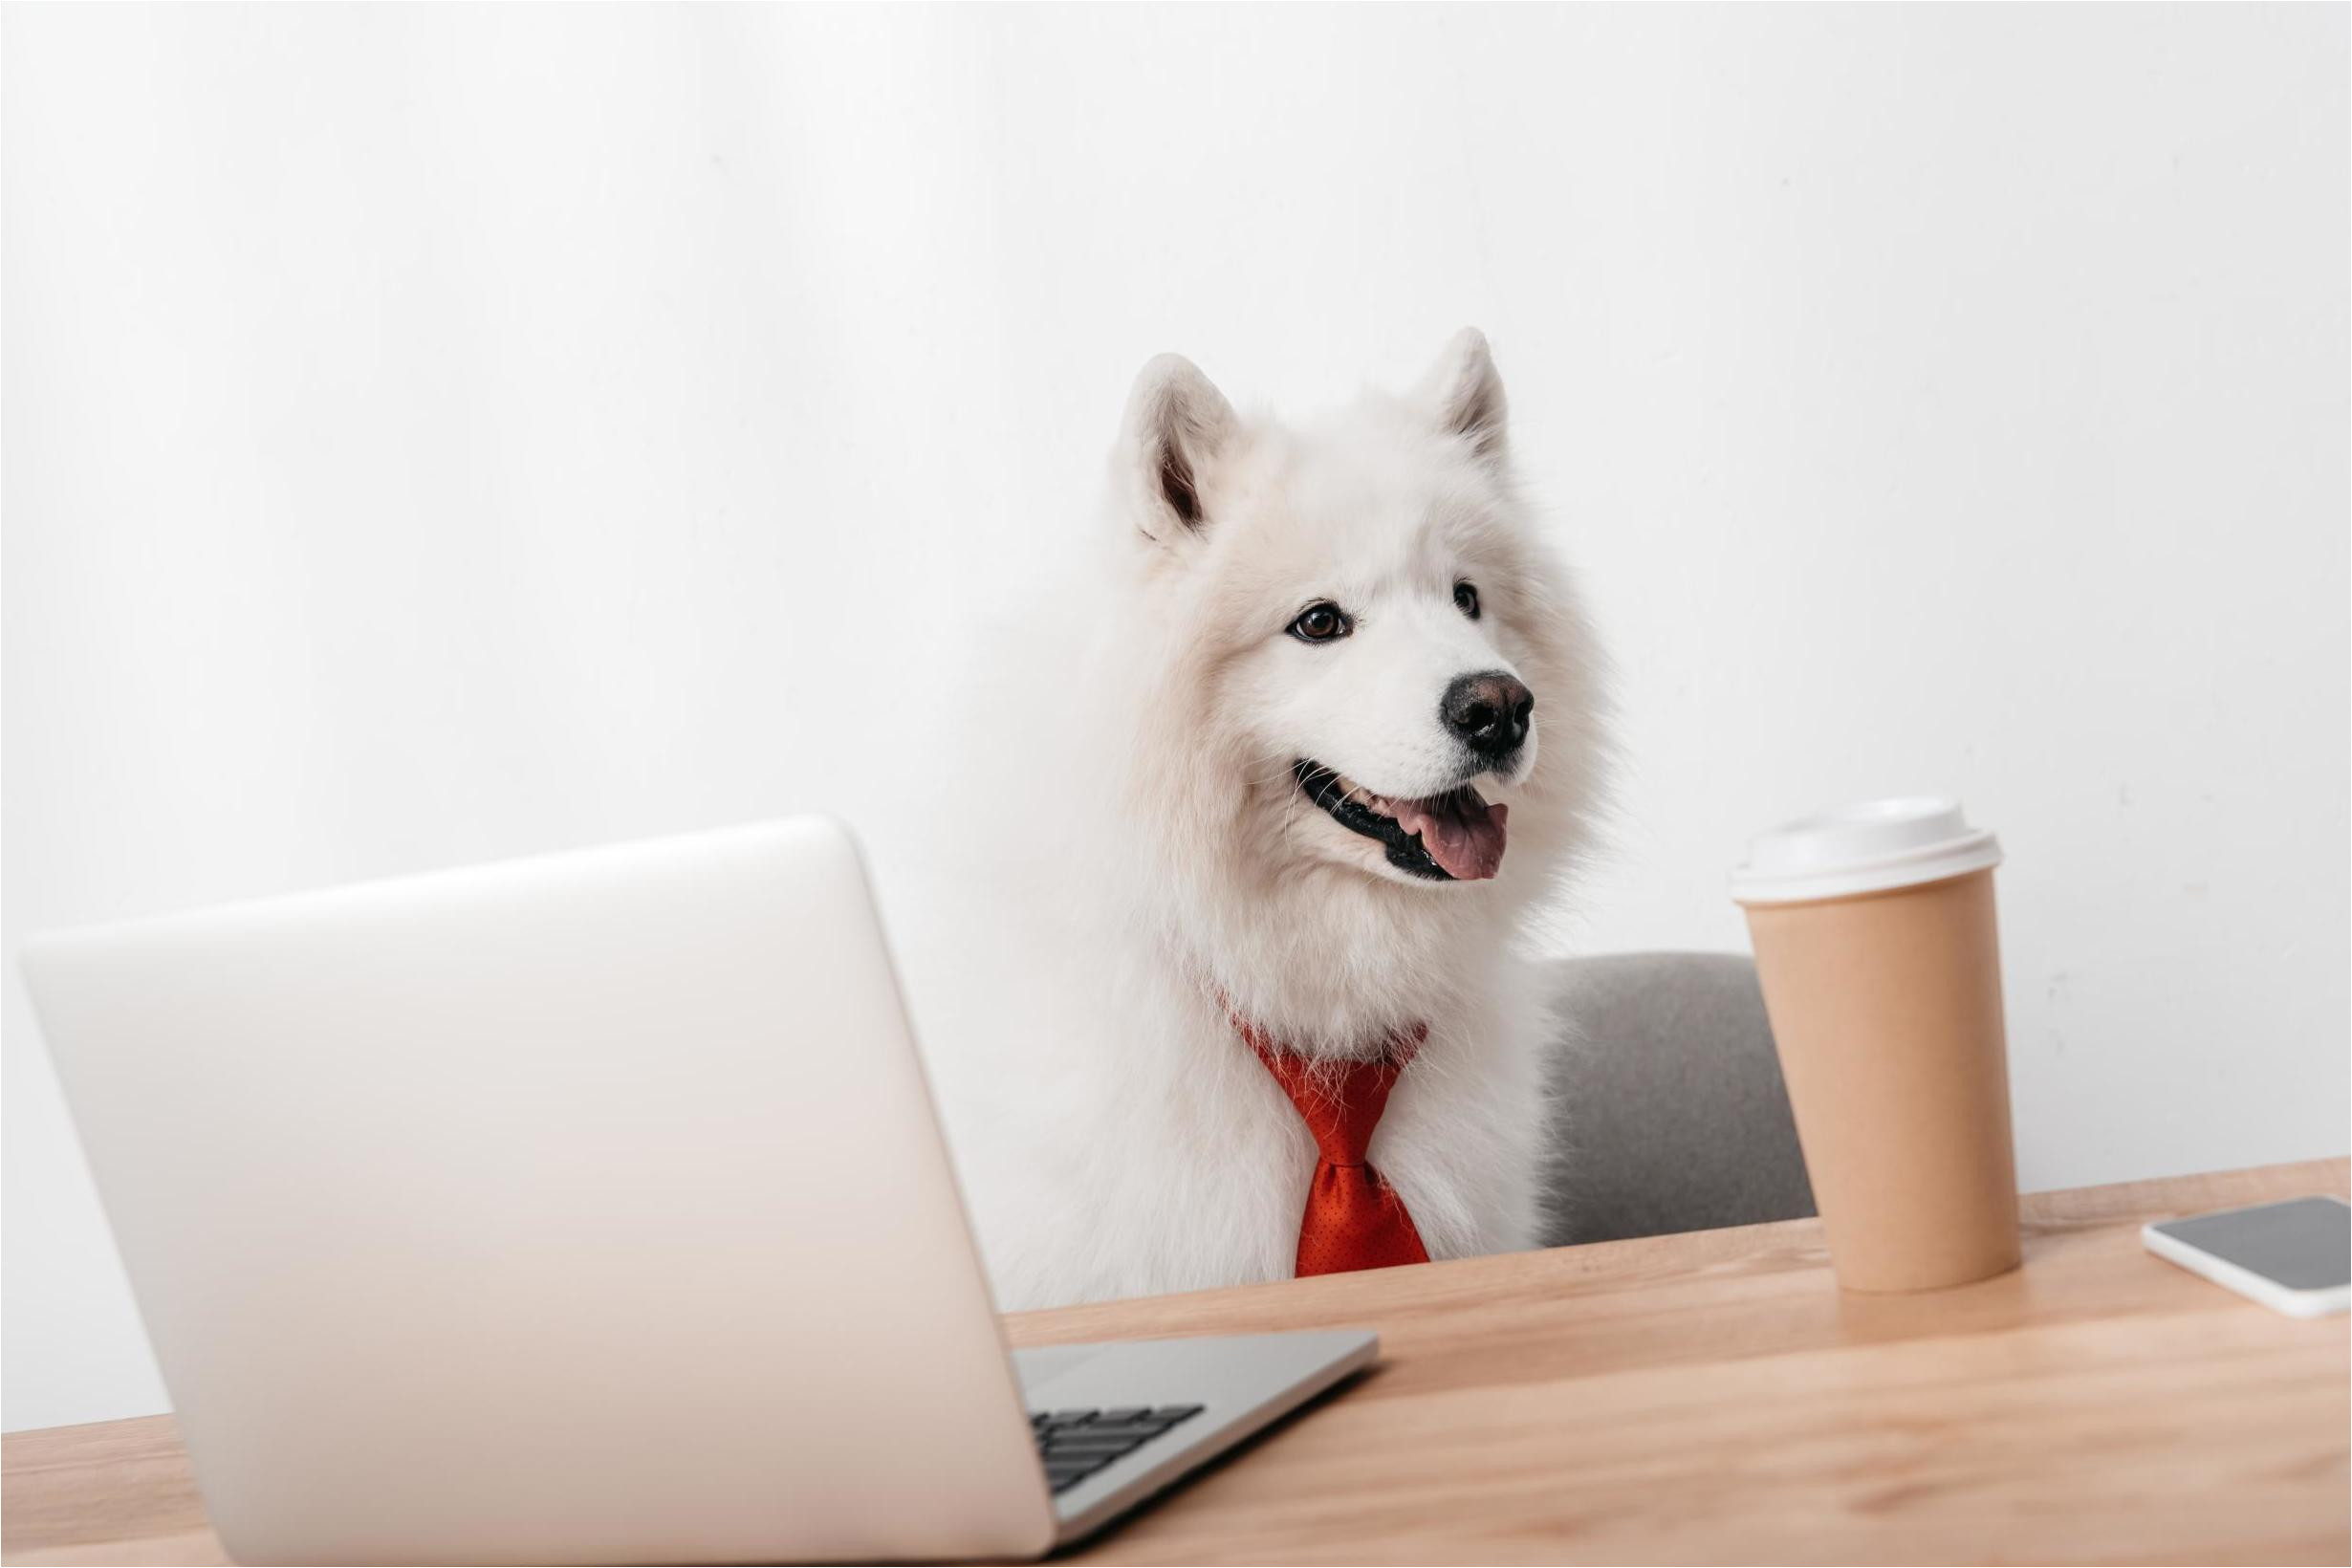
[1118,354,1237,542]
[1418,327,1509,465]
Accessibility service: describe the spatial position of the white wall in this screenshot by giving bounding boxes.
[6,4,2344,1433]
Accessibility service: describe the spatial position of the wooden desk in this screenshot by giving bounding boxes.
[7,1160,2346,1565]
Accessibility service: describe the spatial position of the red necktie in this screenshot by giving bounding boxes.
[1232,1016,1430,1277]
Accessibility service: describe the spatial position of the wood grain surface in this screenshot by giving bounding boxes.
[8,1160,2345,1565]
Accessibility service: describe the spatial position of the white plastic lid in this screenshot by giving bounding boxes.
[1731,796,2001,905]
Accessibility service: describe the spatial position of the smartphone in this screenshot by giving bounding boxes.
[2143,1194,2350,1318]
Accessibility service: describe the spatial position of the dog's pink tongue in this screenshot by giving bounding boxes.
[1390,796,1510,881]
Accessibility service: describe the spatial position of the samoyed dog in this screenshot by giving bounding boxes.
[903,330,1605,1311]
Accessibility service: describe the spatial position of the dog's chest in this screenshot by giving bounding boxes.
[1079,1019,1530,1291]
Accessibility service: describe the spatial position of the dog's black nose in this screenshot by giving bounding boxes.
[1442,671,1535,764]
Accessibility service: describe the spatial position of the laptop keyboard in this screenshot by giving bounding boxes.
[1030,1405,1207,1493]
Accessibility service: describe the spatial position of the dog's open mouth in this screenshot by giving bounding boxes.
[1293,760,1509,882]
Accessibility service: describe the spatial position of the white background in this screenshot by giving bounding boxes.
[6,5,2345,1432]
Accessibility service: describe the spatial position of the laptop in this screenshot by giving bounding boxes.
[22,817,1376,1563]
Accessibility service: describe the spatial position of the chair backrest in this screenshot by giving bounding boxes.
[1539,952,1817,1248]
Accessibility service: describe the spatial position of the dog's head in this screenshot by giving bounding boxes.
[1106,331,1598,899]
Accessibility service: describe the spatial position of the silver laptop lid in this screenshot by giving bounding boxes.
[23,818,1056,1564]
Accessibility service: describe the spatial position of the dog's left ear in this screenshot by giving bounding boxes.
[1418,327,1509,465]
[1118,353,1238,544]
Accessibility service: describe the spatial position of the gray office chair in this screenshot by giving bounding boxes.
[1539,952,1818,1247]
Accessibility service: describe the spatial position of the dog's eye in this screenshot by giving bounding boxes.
[1454,581,1481,620]
[1288,602,1352,643]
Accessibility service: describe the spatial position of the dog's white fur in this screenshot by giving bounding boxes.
[906,331,1606,1310]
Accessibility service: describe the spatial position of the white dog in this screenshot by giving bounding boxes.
[904,331,1606,1311]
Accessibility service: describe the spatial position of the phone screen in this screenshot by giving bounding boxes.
[2149,1195,2350,1291]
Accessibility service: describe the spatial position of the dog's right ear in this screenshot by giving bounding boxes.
[1117,354,1237,543]
[1417,327,1509,466]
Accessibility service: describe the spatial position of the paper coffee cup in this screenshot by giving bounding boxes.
[1732,798,2021,1293]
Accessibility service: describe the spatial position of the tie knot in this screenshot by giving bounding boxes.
[1233,1016,1426,1167]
